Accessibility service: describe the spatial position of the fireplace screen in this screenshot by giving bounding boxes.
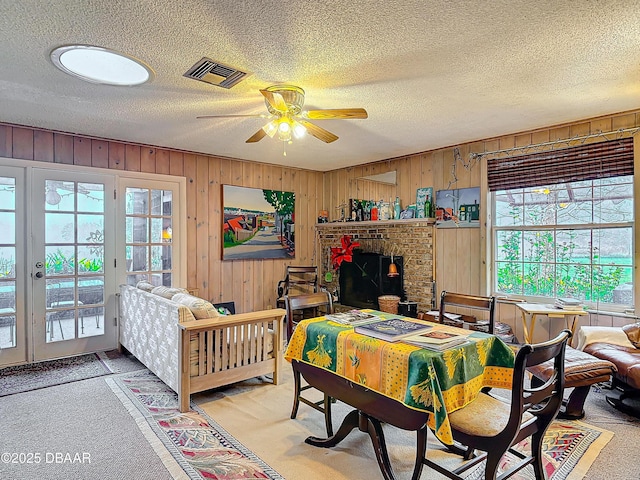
[339,251,403,310]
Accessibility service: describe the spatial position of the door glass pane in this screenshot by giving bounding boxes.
[77,245,104,274]
[78,276,104,338]
[0,247,16,279]
[78,276,104,305]
[130,246,148,271]
[45,213,75,243]
[151,245,164,270]
[45,180,75,211]
[77,183,104,212]
[46,277,77,342]
[0,212,15,241]
[0,280,16,348]
[126,187,173,287]
[78,214,104,243]
[132,217,148,242]
[45,246,76,276]
[0,177,16,209]
[0,177,17,350]
[126,188,148,214]
[151,218,163,243]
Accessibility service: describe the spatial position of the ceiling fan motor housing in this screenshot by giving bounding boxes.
[264,85,305,115]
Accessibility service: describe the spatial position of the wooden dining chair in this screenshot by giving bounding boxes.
[285,290,332,341]
[439,291,516,343]
[285,291,334,436]
[423,329,571,480]
[277,266,320,339]
[277,266,319,298]
[439,291,496,330]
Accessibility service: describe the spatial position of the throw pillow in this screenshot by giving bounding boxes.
[622,322,640,348]
[151,285,188,299]
[172,293,220,319]
[136,281,155,292]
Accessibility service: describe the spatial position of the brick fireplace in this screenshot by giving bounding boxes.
[315,220,435,312]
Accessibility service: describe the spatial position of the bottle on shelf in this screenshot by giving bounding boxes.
[370,200,378,221]
[394,196,401,220]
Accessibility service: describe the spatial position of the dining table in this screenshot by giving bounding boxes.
[284,310,515,480]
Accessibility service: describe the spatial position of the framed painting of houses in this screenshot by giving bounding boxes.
[435,186,480,228]
[222,185,295,260]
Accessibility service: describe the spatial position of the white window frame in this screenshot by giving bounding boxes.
[490,177,635,314]
[117,175,186,289]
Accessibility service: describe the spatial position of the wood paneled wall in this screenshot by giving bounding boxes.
[0,124,323,313]
[3,108,640,320]
[323,110,640,304]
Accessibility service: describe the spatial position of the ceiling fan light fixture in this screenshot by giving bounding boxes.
[293,121,306,139]
[262,120,279,138]
[278,120,291,134]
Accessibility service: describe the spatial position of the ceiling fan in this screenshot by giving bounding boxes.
[197,85,368,145]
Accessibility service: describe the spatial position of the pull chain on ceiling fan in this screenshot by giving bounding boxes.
[197,85,367,152]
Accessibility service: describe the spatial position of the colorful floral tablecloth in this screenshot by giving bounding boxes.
[284,311,515,444]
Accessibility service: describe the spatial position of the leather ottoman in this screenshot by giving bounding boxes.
[529,346,616,420]
[583,342,640,390]
[584,341,640,416]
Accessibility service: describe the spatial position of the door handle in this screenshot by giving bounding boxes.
[35,271,44,279]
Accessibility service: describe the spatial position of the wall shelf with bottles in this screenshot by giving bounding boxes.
[315,218,435,228]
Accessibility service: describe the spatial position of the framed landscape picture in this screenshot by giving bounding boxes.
[222,185,295,260]
[435,186,480,228]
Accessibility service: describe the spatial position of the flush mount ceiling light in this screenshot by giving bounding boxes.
[50,45,154,86]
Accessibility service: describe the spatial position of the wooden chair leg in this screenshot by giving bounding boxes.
[530,430,546,480]
[483,451,501,480]
[323,393,333,437]
[291,367,302,419]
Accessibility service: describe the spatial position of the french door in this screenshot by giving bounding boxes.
[0,165,117,366]
[0,165,25,365]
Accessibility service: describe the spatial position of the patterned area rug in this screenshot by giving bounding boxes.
[106,369,284,480]
[0,352,112,396]
[463,419,613,480]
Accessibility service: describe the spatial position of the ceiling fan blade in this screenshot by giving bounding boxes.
[197,114,267,119]
[298,119,339,143]
[304,108,368,120]
[246,128,268,143]
[260,89,289,112]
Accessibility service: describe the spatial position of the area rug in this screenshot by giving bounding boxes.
[192,368,614,480]
[463,419,614,480]
[0,352,114,396]
[106,369,284,480]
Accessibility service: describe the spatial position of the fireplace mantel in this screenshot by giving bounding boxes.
[315,218,435,229]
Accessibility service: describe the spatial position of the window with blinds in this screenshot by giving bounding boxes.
[490,138,635,308]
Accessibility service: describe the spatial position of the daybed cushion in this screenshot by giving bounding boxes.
[172,293,220,319]
[136,280,155,292]
[152,285,189,299]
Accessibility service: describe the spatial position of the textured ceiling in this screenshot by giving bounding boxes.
[1,1,639,172]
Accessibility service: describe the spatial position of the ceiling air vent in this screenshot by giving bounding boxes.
[183,57,249,89]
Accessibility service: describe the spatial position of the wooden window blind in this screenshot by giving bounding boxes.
[487,137,634,191]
